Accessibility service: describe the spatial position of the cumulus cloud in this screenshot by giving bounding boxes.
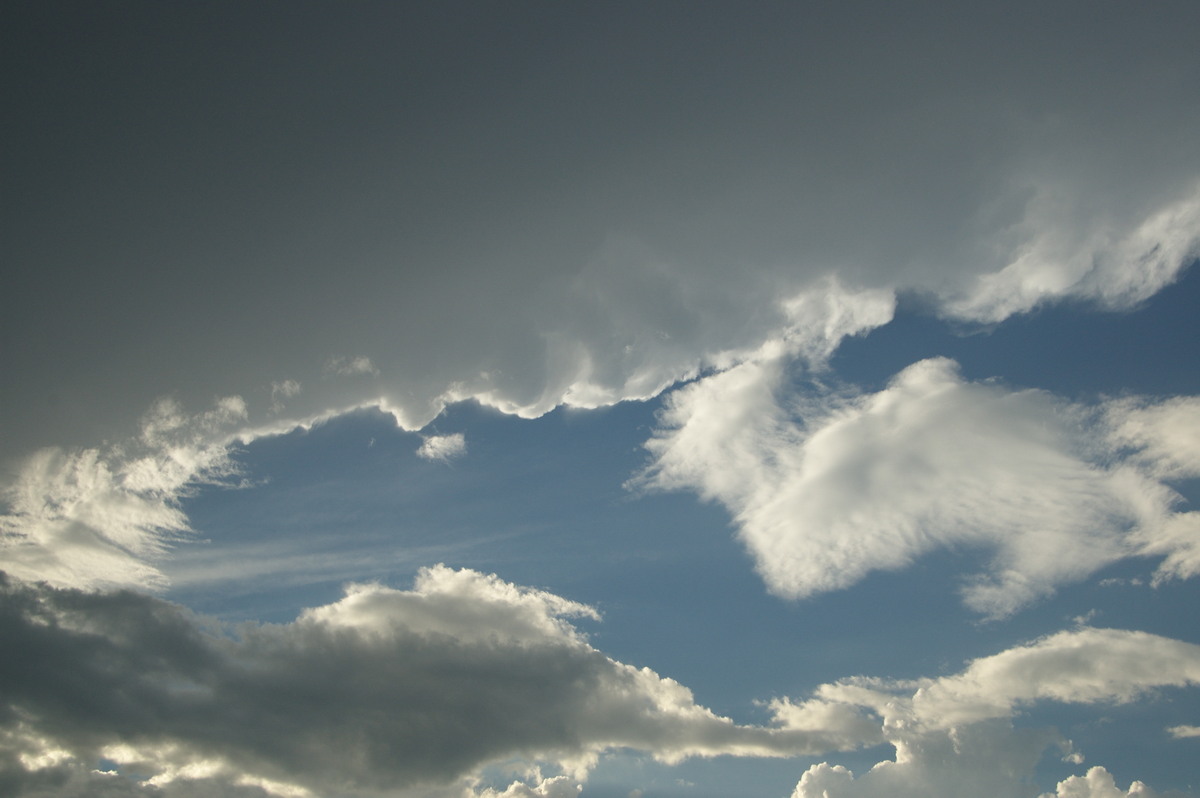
[781,627,1200,798]
[790,721,1060,798]
[635,356,1200,615]
[1043,767,1160,798]
[789,733,1164,798]
[0,566,831,798]
[417,433,468,463]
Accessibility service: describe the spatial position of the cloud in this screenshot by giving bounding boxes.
[0,566,831,798]
[1096,397,1200,585]
[417,433,468,462]
[635,356,1199,615]
[1105,396,1200,481]
[773,627,1200,738]
[790,734,1164,798]
[325,356,381,378]
[1166,725,1200,740]
[1043,767,1160,798]
[940,185,1200,323]
[4,6,1200,603]
[790,721,1061,798]
[6,3,1200,469]
[269,380,301,414]
[0,397,247,590]
[781,627,1200,798]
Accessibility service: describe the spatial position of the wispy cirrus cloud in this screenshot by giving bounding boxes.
[0,397,248,590]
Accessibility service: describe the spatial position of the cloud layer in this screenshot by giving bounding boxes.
[4,2,1199,459]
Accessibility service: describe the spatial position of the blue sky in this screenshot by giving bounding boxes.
[3,3,1200,797]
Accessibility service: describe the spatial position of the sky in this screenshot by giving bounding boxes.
[3,2,1200,796]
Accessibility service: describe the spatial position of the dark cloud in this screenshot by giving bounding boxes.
[3,2,1199,460]
[0,567,825,797]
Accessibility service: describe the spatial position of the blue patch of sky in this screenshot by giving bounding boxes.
[831,261,1200,400]
[176,397,1008,719]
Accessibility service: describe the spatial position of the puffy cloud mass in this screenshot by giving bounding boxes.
[636,356,1200,615]
[0,566,830,798]
[779,627,1200,798]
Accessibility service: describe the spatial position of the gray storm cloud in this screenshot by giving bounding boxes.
[5,0,1200,599]
[3,2,1199,459]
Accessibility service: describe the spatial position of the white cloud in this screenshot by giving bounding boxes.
[1105,397,1200,481]
[790,722,1060,798]
[782,627,1200,798]
[0,567,831,798]
[636,357,1199,615]
[906,627,1200,728]
[476,774,580,798]
[1042,767,1160,798]
[1166,725,1200,740]
[941,184,1200,323]
[417,433,468,462]
[0,397,246,590]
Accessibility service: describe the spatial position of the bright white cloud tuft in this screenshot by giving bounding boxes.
[417,433,468,462]
[1042,767,1159,798]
